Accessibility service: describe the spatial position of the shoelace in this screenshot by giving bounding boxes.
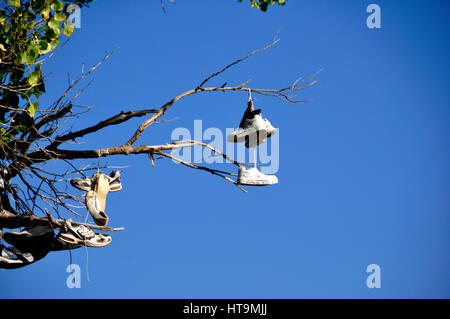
[76,225,95,240]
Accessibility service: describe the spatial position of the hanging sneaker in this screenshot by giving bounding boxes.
[86,190,109,227]
[227,104,267,144]
[0,244,49,269]
[244,117,277,148]
[228,97,277,148]
[70,176,92,192]
[106,170,122,192]
[237,166,278,186]
[3,225,54,252]
[56,220,112,248]
[85,173,111,226]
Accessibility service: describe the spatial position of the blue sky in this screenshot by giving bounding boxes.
[1,0,449,298]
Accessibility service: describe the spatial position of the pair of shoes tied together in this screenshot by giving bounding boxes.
[227,90,278,186]
[70,170,122,226]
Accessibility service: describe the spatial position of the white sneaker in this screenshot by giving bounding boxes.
[237,166,278,186]
[56,220,112,248]
[244,117,277,148]
[227,113,267,144]
[228,106,277,148]
[106,170,122,192]
[264,118,276,137]
[70,176,92,191]
[0,244,49,269]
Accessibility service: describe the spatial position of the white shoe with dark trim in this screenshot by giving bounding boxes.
[0,244,49,269]
[56,219,112,248]
[227,113,267,144]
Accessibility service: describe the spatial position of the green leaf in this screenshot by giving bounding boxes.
[27,66,41,86]
[51,0,63,12]
[47,17,59,30]
[54,12,66,21]
[4,33,13,44]
[44,27,59,40]
[23,10,36,21]
[49,37,59,50]
[27,71,39,85]
[8,0,20,7]
[41,7,50,20]
[61,19,74,36]
[38,40,51,54]
[26,86,43,99]
[0,11,6,24]
[27,102,38,118]
[26,45,39,64]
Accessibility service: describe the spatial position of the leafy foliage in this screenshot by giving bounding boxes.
[238,0,286,12]
[0,0,91,157]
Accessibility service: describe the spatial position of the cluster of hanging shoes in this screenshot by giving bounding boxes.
[0,169,121,269]
[227,90,279,186]
[0,92,280,268]
[70,171,122,226]
[0,220,112,269]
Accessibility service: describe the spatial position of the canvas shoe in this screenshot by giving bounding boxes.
[56,220,112,248]
[237,166,278,186]
[227,98,277,148]
[244,117,277,148]
[0,244,49,269]
[227,110,267,144]
[3,225,54,252]
[263,118,277,138]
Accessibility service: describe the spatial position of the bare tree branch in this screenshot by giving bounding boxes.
[196,37,280,89]
[48,108,159,149]
[1,37,321,240]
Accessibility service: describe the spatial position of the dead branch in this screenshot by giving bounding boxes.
[1,36,321,239]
